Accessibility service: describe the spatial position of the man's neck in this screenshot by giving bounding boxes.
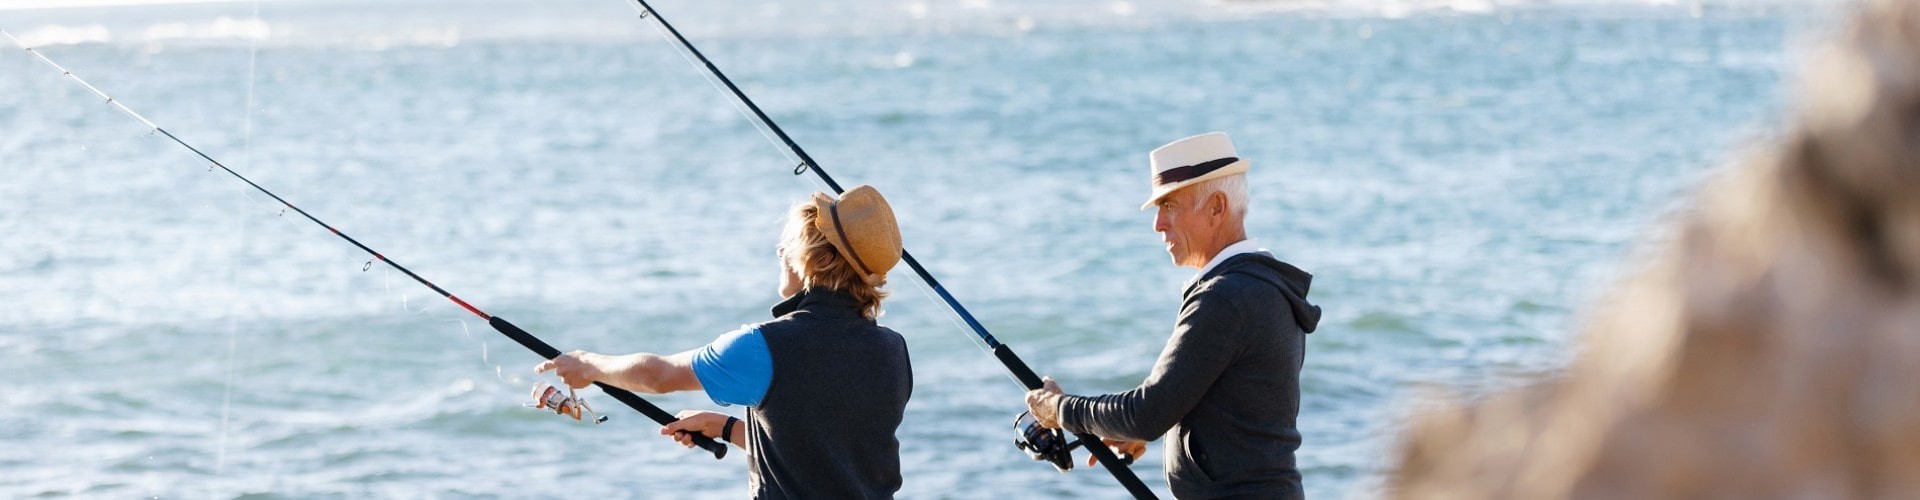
[1185,225,1249,269]
[1184,238,1264,292]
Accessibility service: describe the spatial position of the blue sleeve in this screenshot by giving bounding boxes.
[689,326,773,407]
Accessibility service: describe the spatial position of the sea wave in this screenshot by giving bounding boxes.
[0,0,258,10]
[6,17,270,47]
[0,0,1844,50]
[5,23,111,46]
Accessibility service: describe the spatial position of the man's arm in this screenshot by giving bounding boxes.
[1052,286,1247,441]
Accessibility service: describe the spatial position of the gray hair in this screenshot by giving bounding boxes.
[1191,173,1250,219]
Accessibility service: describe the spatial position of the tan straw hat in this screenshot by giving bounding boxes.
[1141,132,1250,210]
[810,185,903,286]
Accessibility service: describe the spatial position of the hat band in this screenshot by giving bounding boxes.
[828,201,876,278]
[1154,157,1239,186]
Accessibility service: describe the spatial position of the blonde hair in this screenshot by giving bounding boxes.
[781,200,889,320]
[1391,2,1920,498]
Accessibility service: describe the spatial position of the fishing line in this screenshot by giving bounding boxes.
[449,317,525,386]
[375,259,531,392]
[615,1,1157,496]
[779,168,1006,382]
[216,0,263,474]
[4,27,729,460]
[758,140,1003,365]
[620,2,804,171]
[766,147,1005,366]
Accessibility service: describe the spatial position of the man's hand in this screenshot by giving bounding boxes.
[534,350,605,389]
[1024,375,1066,429]
[660,410,736,448]
[1091,439,1148,467]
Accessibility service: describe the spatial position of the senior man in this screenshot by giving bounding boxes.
[1026,132,1322,499]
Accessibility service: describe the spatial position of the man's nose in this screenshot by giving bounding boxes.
[1153,209,1170,232]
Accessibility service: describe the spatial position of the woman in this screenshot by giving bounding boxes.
[538,185,913,499]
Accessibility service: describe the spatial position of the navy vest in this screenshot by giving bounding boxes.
[744,289,913,499]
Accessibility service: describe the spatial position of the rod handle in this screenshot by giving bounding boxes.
[993,344,1157,498]
[992,344,1047,390]
[1077,431,1157,499]
[490,316,728,460]
[597,381,729,459]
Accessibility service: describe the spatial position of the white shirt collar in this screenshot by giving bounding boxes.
[1187,239,1267,289]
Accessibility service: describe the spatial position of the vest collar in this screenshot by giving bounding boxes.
[769,287,866,320]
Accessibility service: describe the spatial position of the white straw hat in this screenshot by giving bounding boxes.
[1141,132,1250,210]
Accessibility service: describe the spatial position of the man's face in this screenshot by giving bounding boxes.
[1153,187,1212,269]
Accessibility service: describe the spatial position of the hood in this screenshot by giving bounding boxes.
[1205,252,1323,334]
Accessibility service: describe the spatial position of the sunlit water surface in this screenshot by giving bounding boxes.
[0,0,1823,497]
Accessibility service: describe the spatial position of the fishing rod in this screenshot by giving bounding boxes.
[2,29,727,460]
[617,2,1159,497]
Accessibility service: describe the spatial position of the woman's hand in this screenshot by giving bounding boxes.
[534,350,605,389]
[661,410,745,449]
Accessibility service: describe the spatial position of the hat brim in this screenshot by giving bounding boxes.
[1140,159,1249,210]
[809,186,902,285]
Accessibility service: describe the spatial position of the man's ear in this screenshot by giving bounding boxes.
[1208,191,1230,219]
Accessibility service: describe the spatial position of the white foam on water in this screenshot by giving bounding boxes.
[0,0,260,10]
[139,16,271,42]
[7,23,111,46]
[7,17,270,47]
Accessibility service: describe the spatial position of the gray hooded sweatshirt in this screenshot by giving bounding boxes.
[1059,252,1322,499]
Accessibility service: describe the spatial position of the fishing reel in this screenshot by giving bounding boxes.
[527,382,608,424]
[1013,410,1081,472]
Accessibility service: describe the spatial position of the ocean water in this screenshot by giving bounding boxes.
[1,0,1825,497]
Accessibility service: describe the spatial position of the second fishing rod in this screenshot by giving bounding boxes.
[1,29,728,461]
[617,1,1160,498]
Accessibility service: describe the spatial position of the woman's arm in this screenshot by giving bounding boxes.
[536,348,703,394]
